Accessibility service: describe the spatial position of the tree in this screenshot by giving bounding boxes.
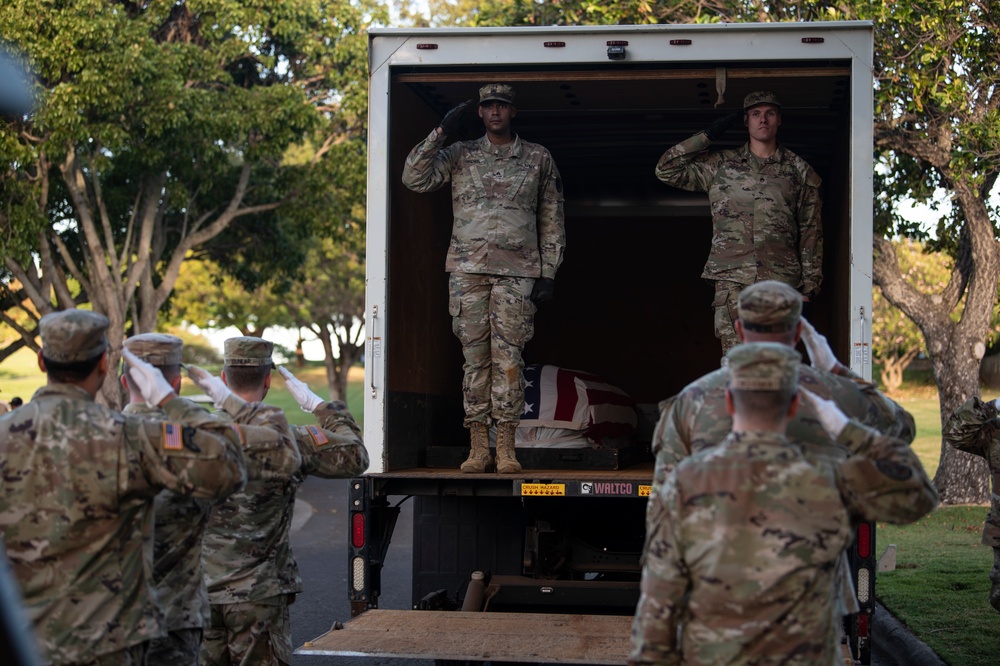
[0,0,381,406]
[286,228,366,402]
[872,240,944,393]
[166,259,290,338]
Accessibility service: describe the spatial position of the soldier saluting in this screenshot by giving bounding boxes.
[0,310,248,665]
[656,91,823,354]
[402,83,566,474]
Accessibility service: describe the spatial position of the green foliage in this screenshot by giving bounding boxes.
[872,240,942,361]
[878,506,997,666]
[0,0,384,346]
[165,258,292,336]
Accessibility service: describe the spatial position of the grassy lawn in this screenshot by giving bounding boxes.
[878,507,997,665]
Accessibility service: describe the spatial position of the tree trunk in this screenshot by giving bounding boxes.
[295,332,306,368]
[879,348,919,395]
[930,335,991,504]
[317,327,339,402]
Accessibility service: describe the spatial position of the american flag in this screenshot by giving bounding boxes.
[521,365,637,442]
[162,422,183,451]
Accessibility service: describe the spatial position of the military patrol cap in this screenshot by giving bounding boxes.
[738,281,803,333]
[224,336,274,367]
[727,342,801,392]
[479,83,515,105]
[743,91,781,110]
[123,333,183,366]
[39,309,109,363]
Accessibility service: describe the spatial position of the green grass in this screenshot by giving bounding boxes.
[1,347,364,427]
[877,507,998,665]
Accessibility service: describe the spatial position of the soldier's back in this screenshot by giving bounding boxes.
[0,385,163,663]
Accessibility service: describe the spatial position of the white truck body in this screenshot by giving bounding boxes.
[302,21,876,664]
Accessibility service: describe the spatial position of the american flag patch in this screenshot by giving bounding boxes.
[230,424,245,445]
[306,426,329,447]
[162,422,183,451]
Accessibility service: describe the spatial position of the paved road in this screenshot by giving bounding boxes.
[290,476,429,666]
[288,475,912,666]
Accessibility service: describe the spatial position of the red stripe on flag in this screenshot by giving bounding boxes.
[553,367,578,423]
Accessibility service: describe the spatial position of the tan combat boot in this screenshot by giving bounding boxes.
[495,421,521,474]
[460,422,492,473]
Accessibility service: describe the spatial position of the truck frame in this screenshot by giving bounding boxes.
[299,21,877,665]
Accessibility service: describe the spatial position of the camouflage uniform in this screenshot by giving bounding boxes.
[0,311,247,665]
[630,344,937,665]
[122,334,302,666]
[655,92,823,353]
[943,396,1000,610]
[401,83,565,427]
[648,282,915,620]
[202,338,367,666]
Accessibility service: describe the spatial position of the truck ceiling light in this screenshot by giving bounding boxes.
[670,39,692,46]
[856,522,871,559]
[351,512,365,548]
[544,42,566,48]
[856,568,871,603]
[352,556,366,592]
[802,37,825,44]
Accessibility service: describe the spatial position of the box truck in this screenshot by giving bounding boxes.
[300,20,877,664]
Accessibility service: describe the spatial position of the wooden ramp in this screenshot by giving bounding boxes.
[296,609,632,664]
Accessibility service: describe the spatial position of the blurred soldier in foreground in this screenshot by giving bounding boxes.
[943,397,1000,612]
[187,337,368,666]
[630,343,938,665]
[122,333,301,665]
[402,83,566,474]
[648,281,915,622]
[656,92,822,354]
[651,280,915,500]
[0,310,247,665]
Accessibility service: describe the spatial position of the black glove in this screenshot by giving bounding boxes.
[704,111,741,141]
[531,278,555,304]
[439,99,474,136]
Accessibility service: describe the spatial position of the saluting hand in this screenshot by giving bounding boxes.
[123,348,176,408]
[799,387,849,438]
[186,364,232,408]
[800,317,839,372]
[278,366,325,412]
[438,99,474,137]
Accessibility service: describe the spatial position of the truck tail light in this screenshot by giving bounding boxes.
[351,556,366,592]
[352,512,366,548]
[856,611,870,638]
[856,567,871,603]
[856,522,871,558]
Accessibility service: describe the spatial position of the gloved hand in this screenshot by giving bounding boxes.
[704,111,741,141]
[438,99,474,136]
[800,317,839,372]
[122,348,176,408]
[186,364,232,408]
[278,366,325,412]
[799,388,849,439]
[531,277,555,304]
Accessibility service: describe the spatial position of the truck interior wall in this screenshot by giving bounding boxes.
[385,69,855,471]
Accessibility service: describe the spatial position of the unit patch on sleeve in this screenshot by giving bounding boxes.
[306,425,329,447]
[162,422,184,451]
